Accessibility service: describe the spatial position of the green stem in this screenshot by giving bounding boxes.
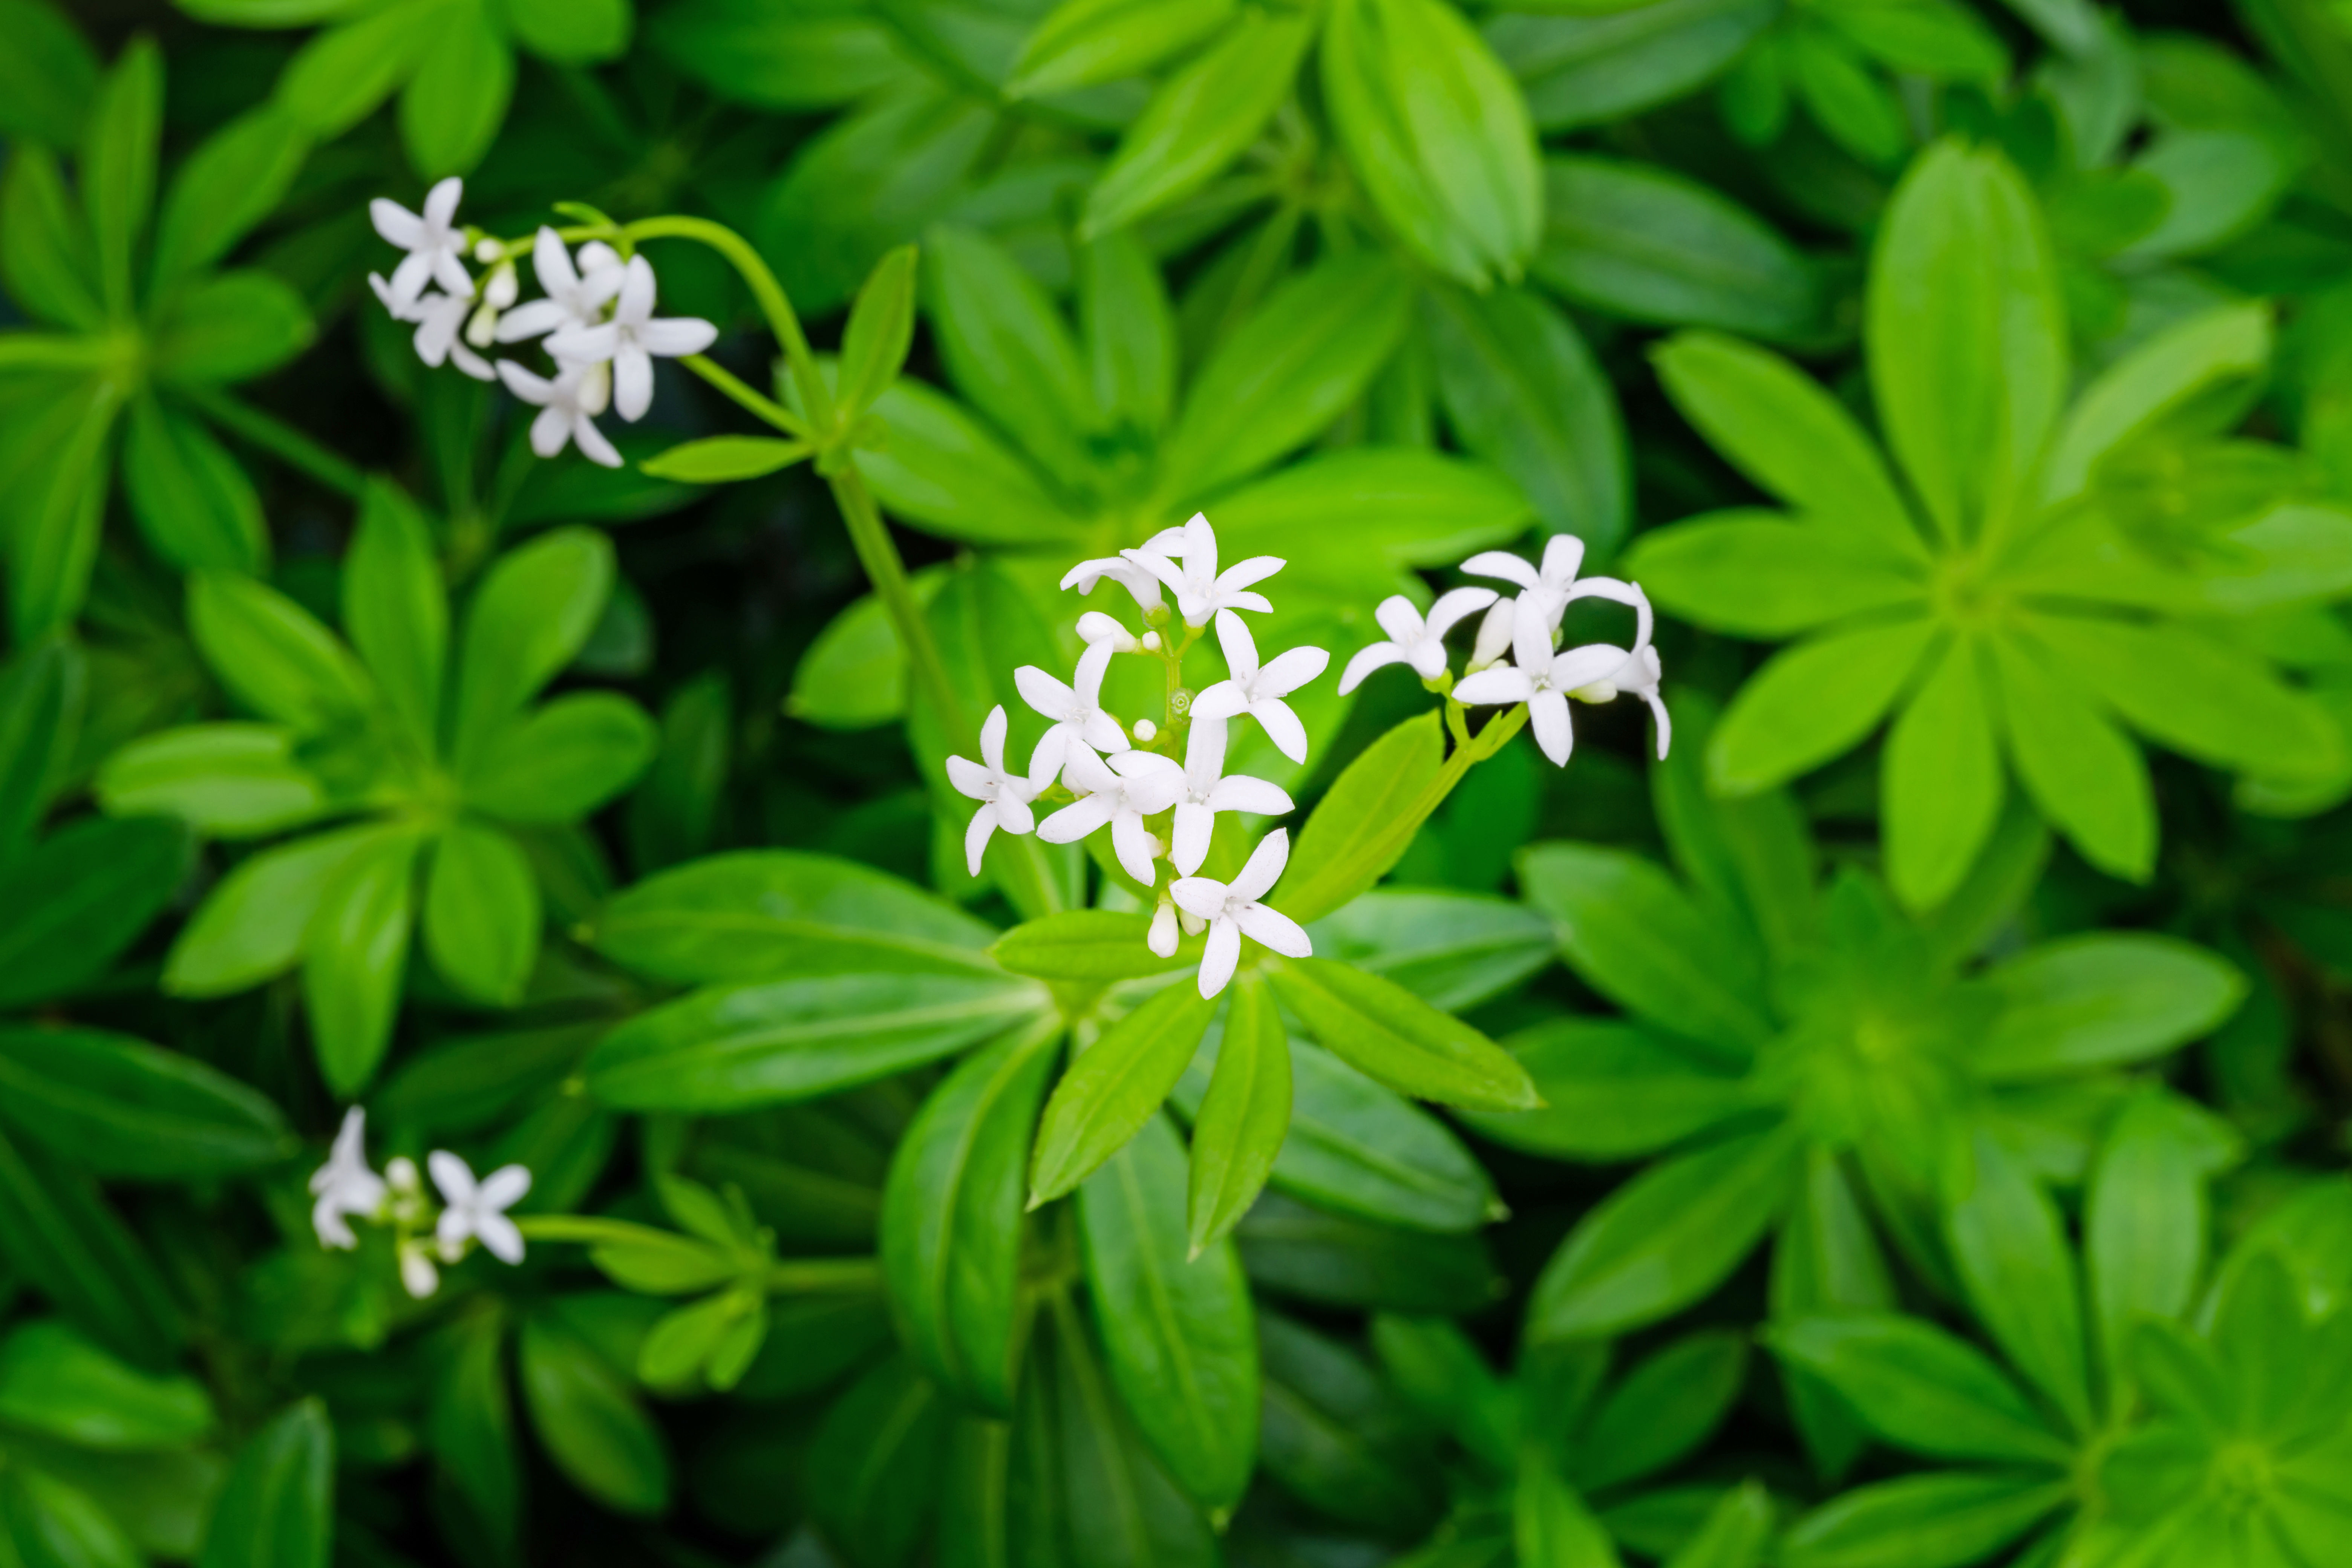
[619,216,837,433]
[680,355,811,438]
[767,1257,885,1294]
[180,387,369,500]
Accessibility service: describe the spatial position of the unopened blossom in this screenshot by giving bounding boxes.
[1169,715,1292,876]
[398,1239,440,1299]
[1191,610,1330,764]
[497,360,620,468]
[1465,534,1644,631]
[466,258,519,349]
[1061,556,1164,614]
[496,228,625,344]
[1338,586,1499,694]
[1076,611,1142,654]
[546,254,719,422]
[947,705,1038,875]
[429,1152,531,1266]
[1125,513,1283,627]
[309,1107,385,1250]
[1466,599,1516,673]
[1452,599,1634,767]
[371,276,494,381]
[1040,749,1185,885]
[1170,828,1312,999]
[370,176,472,313]
[1016,643,1129,788]
[1148,896,1181,957]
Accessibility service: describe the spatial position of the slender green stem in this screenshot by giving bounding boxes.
[619,216,837,433]
[680,355,810,438]
[767,1257,885,1294]
[181,386,368,500]
[825,464,970,754]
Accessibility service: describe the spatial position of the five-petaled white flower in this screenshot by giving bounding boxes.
[497,228,625,344]
[429,1152,531,1266]
[1125,513,1283,628]
[370,176,472,314]
[1041,749,1186,885]
[1169,715,1292,876]
[1338,586,1499,694]
[1016,644,1130,788]
[370,276,494,381]
[1061,555,1164,614]
[1191,610,1330,764]
[1578,643,1672,760]
[308,1107,386,1251]
[947,705,1038,875]
[1464,534,1645,632]
[1452,599,1635,767]
[546,255,719,422]
[497,359,621,468]
[1170,828,1312,999]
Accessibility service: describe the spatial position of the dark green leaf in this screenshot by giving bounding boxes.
[0,1124,182,1367]
[0,1025,289,1179]
[518,1312,670,1516]
[196,1400,331,1568]
[1580,1331,1752,1490]
[1185,975,1291,1255]
[1030,980,1219,1205]
[1769,1314,2070,1465]
[0,1319,211,1450]
[1266,955,1537,1111]
[0,816,187,1009]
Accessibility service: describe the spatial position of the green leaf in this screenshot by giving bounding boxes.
[1987,633,2153,882]
[0,1124,181,1367]
[195,1400,330,1568]
[1374,1312,1518,1468]
[1076,225,1177,440]
[397,4,512,179]
[187,572,375,733]
[626,669,732,872]
[1460,1020,1749,1161]
[1305,890,1554,1014]
[0,1025,289,1179]
[526,1216,732,1295]
[461,691,658,823]
[1780,1472,2068,1568]
[838,243,919,421]
[1213,448,1535,588]
[451,527,614,770]
[1884,639,2003,910]
[1975,934,2244,1083]
[1581,1331,1752,1490]
[1256,1311,1442,1537]
[1078,1112,1258,1514]
[518,1313,669,1517]
[592,848,997,984]
[0,1465,143,1568]
[1009,0,1234,96]
[1790,26,1906,166]
[1708,618,1940,794]
[343,482,445,753]
[786,571,946,732]
[1769,1314,2071,1465]
[98,724,326,839]
[585,971,1047,1112]
[424,1310,520,1558]
[422,821,539,1006]
[1664,1481,1775,1568]
[0,0,99,146]
[0,636,81,867]
[883,1021,1059,1414]
[804,1355,955,1568]
[1489,0,1776,132]
[1651,331,1923,557]
[0,816,187,1008]
[505,0,631,62]
[149,103,313,287]
[1237,1189,1500,1314]
[149,271,314,385]
[1528,1123,1802,1340]
[1159,250,1413,502]
[1030,980,1220,1205]
[1941,1130,2092,1436]
[121,397,268,573]
[274,0,439,136]
[1518,842,1775,1058]
[1185,975,1291,1256]
[1517,1453,1622,1566]
[1323,0,1542,286]
[1282,712,1446,926]
[641,435,813,484]
[923,224,1095,485]
[1081,6,1312,235]
[858,376,1092,546]
[2087,1093,2239,1388]
[8,380,119,640]
[0,1320,211,1449]
[302,829,423,1096]
[1424,283,1629,556]
[1266,956,1537,1112]
[1624,510,1927,639]
[647,0,902,110]
[80,37,159,319]
[992,911,1190,982]
[162,823,392,995]
[1,147,101,329]
[1867,139,2066,543]
[1535,155,1819,339]
[2040,302,2271,508]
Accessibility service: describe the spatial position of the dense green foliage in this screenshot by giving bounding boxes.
[5,0,2352,1564]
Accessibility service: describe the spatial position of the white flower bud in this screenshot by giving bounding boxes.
[1134,718,1158,742]
[1467,599,1516,673]
[1148,899,1179,957]
[1141,630,1162,651]
[399,1240,441,1300]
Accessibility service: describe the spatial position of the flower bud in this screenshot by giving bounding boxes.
[1148,899,1179,957]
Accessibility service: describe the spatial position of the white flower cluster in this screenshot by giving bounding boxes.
[1342,534,1671,765]
[949,514,1326,999]
[309,1107,531,1300]
[367,178,717,469]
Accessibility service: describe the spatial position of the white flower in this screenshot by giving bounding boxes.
[369,176,472,314]
[1039,749,1185,885]
[1169,715,1292,876]
[546,254,720,422]
[1452,598,1633,767]
[1061,556,1164,614]
[947,705,1038,876]
[1573,643,1672,760]
[496,228,625,344]
[398,1239,441,1299]
[1464,534,1645,634]
[496,358,621,468]
[1124,513,1283,628]
[429,1152,531,1266]
[466,258,519,349]
[308,1107,386,1251]
[1191,610,1330,764]
[1338,586,1499,694]
[1015,643,1130,788]
[370,276,495,381]
[1170,829,1312,999]
[1076,611,1142,654]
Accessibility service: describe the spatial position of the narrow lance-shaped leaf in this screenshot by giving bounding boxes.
[1030,980,1221,1206]
[1266,956,1538,1112]
[1186,975,1291,1256]
[198,1400,333,1568]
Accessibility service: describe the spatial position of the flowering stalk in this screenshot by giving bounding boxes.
[309,1108,531,1300]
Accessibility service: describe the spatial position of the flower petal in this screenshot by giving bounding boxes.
[1196,918,1241,999]
[475,1213,526,1265]
[1235,901,1312,959]
[613,343,654,422]
[617,254,657,326]
[1256,645,1330,698]
[1253,698,1309,764]
[529,405,571,459]
[423,176,464,231]
[494,298,568,343]
[532,227,579,297]
[572,415,622,469]
[1014,665,1077,722]
[1170,876,1227,919]
[371,198,425,250]
[1452,666,1534,707]
[1207,775,1291,817]
[1213,608,1259,684]
[1170,801,1214,877]
[1462,550,1539,591]
[1529,689,1573,766]
[1427,585,1501,639]
[1373,596,1425,644]
[1038,793,1116,844]
[1230,827,1289,903]
[640,316,718,357]
[1190,680,1248,722]
[1339,642,1406,695]
[964,804,997,876]
[1111,812,1160,885]
[1538,532,1587,588]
